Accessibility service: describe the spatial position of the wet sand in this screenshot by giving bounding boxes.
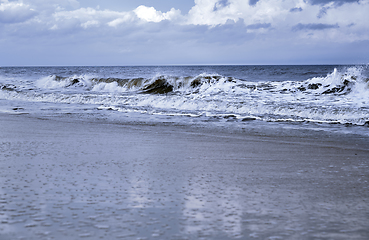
[0,113,369,240]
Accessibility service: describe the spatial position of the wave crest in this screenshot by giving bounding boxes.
[238,66,369,97]
[2,66,368,127]
[35,74,240,94]
[301,67,368,95]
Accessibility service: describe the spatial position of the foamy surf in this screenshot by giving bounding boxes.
[1,65,368,133]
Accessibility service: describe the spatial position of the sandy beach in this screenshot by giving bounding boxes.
[0,113,368,240]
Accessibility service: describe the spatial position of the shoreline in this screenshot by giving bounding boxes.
[1,113,368,239]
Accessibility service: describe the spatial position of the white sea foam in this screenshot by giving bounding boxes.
[35,75,95,91]
[91,82,126,93]
[1,66,368,127]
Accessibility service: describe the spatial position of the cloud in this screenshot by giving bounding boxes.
[51,7,135,30]
[107,15,134,28]
[249,0,260,6]
[134,5,181,23]
[81,20,99,29]
[1,0,367,40]
[0,0,38,23]
[186,0,282,26]
[292,23,339,31]
[187,0,237,26]
[1,0,369,65]
[317,6,329,18]
[290,7,303,12]
[246,23,272,29]
[46,4,181,30]
[307,0,359,6]
[214,0,230,10]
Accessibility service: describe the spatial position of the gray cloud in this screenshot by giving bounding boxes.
[313,0,359,18]
[307,0,359,6]
[249,0,260,6]
[213,0,230,11]
[198,19,254,45]
[292,23,339,31]
[317,6,330,18]
[290,7,303,12]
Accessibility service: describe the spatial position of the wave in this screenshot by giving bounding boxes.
[2,66,368,127]
[33,66,369,97]
[277,66,369,96]
[34,74,240,94]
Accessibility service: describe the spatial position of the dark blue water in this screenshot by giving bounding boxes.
[0,65,342,82]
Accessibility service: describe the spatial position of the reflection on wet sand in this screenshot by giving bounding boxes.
[1,114,369,239]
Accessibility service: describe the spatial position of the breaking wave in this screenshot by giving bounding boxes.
[33,66,369,97]
[1,65,368,127]
[34,74,239,94]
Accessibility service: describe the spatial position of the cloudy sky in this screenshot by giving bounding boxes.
[1,0,369,66]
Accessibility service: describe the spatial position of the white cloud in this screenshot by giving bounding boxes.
[81,20,99,29]
[186,0,297,26]
[187,0,240,26]
[0,0,37,23]
[2,0,367,40]
[185,0,368,37]
[134,5,181,23]
[51,7,135,30]
[107,14,134,27]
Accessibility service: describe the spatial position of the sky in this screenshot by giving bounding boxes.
[1,0,369,66]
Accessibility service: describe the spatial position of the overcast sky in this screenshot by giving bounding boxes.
[1,0,368,66]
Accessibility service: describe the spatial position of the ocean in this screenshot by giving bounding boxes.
[1,65,369,137]
[1,65,369,239]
